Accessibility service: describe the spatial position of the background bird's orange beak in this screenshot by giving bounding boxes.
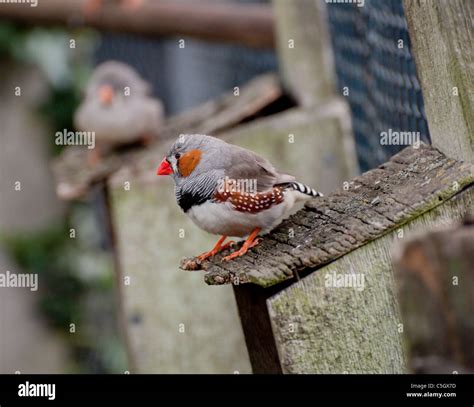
[157,158,173,175]
[98,84,114,105]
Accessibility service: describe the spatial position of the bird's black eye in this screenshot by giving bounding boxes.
[175,153,181,160]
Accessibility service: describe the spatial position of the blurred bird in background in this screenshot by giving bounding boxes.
[75,60,164,165]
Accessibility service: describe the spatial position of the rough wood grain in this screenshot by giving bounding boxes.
[395,215,474,373]
[200,144,474,287]
[273,0,335,106]
[404,0,474,163]
[267,189,472,374]
[52,73,283,200]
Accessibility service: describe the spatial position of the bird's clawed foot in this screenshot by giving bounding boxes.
[222,228,262,262]
[197,236,235,262]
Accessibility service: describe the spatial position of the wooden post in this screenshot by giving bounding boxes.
[232,284,284,374]
[404,0,474,163]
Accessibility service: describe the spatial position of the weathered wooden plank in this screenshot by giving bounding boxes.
[200,144,473,287]
[404,0,474,163]
[52,73,283,200]
[273,0,335,106]
[395,214,474,373]
[267,189,472,374]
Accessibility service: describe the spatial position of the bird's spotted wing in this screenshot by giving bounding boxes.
[214,186,286,213]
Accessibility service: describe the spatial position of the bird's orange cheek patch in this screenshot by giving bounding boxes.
[178,149,202,177]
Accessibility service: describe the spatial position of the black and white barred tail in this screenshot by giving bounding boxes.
[287,182,323,197]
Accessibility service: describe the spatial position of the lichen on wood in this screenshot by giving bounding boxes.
[197,144,473,287]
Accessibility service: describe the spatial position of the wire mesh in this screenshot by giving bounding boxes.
[326,0,431,171]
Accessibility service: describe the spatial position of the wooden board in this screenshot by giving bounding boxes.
[267,189,472,374]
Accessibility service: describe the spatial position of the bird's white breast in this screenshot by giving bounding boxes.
[187,189,309,238]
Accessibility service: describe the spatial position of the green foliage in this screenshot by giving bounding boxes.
[39,87,81,155]
[2,225,86,328]
[0,22,28,60]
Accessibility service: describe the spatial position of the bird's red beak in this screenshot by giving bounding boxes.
[157,157,173,175]
[98,84,114,106]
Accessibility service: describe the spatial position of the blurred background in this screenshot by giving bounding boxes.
[0,0,470,374]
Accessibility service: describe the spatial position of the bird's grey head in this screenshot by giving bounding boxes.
[157,134,227,184]
[85,61,151,106]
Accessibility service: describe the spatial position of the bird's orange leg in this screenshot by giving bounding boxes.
[222,228,262,262]
[197,236,235,262]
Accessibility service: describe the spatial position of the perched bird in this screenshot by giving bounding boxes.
[75,60,163,165]
[157,134,323,261]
